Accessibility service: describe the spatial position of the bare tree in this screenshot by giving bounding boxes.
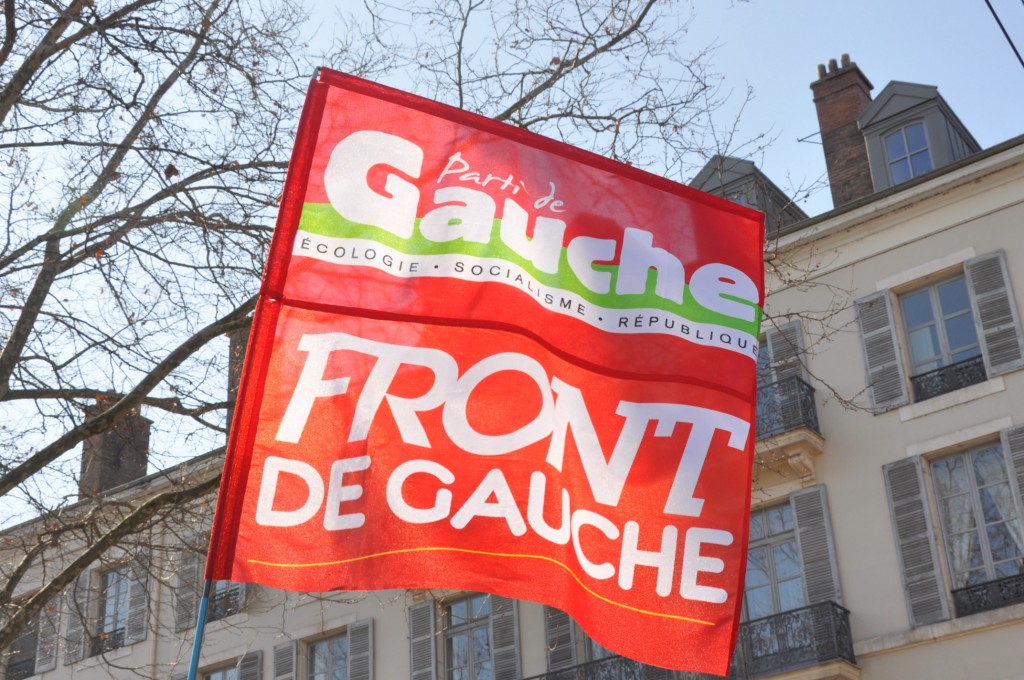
[0,0,766,667]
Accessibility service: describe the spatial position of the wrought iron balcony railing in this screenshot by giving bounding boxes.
[755,376,819,440]
[5,657,35,680]
[89,627,125,657]
[523,601,854,680]
[952,572,1024,617]
[208,585,243,622]
[909,354,986,402]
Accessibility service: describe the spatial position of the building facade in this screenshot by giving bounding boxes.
[4,55,1024,680]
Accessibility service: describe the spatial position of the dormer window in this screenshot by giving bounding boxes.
[884,122,933,185]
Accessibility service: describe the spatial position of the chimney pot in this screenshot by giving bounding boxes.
[841,53,851,68]
[817,64,826,79]
[828,58,838,73]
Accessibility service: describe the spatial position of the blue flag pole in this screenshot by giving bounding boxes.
[186,579,213,680]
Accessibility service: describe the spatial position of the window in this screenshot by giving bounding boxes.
[856,250,1024,412]
[884,122,932,185]
[308,633,349,680]
[409,595,518,680]
[174,534,247,631]
[206,666,240,680]
[95,567,131,655]
[444,594,495,680]
[3,600,58,680]
[64,557,149,665]
[899,274,985,400]
[744,504,807,620]
[884,426,1024,626]
[932,445,1024,588]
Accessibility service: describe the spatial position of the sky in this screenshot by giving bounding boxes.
[685,0,1024,216]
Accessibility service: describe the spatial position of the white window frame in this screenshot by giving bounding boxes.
[883,121,933,185]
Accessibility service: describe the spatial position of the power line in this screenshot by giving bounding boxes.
[984,0,1024,71]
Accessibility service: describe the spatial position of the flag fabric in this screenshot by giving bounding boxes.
[208,68,764,675]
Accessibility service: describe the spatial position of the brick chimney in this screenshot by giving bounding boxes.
[811,54,875,207]
[79,405,151,498]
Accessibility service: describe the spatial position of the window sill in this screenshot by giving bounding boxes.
[898,376,1004,421]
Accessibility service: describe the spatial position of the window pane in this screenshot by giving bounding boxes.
[474,660,493,680]
[885,130,907,157]
[745,586,773,620]
[766,504,793,535]
[908,325,942,369]
[749,511,766,541]
[745,548,770,588]
[987,522,1024,561]
[472,627,490,662]
[448,600,468,625]
[777,578,806,612]
[972,446,1008,486]
[901,290,935,327]
[944,313,979,354]
[937,277,970,315]
[941,495,976,534]
[448,634,468,669]
[905,123,928,152]
[471,594,490,620]
[890,158,911,184]
[910,150,933,176]
[772,542,802,580]
[934,456,971,496]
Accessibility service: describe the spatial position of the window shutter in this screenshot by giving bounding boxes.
[965,250,1024,376]
[489,596,519,680]
[855,291,909,411]
[272,641,296,680]
[543,606,576,670]
[125,551,150,645]
[765,319,805,383]
[175,540,202,632]
[408,600,436,680]
[349,618,374,680]
[790,485,842,605]
[1000,424,1024,512]
[239,650,263,680]
[883,458,949,626]
[64,569,91,665]
[34,596,61,673]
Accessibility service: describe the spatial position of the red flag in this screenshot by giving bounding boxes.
[208,68,764,675]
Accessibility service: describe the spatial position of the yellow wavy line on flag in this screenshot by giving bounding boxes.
[248,546,716,626]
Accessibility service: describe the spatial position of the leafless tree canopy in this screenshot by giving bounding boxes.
[0,0,760,659]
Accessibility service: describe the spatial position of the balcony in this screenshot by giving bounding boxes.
[207,585,243,622]
[754,377,824,481]
[909,354,986,402]
[730,601,855,678]
[952,572,1024,617]
[89,627,125,657]
[523,602,856,680]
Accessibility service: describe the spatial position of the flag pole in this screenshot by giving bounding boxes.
[186,579,213,680]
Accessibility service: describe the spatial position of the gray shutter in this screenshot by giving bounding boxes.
[124,552,150,645]
[765,319,805,383]
[883,457,949,626]
[856,291,909,411]
[790,485,842,605]
[349,618,374,680]
[64,570,91,664]
[1000,424,1024,512]
[489,596,519,680]
[965,250,1024,376]
[273,641,296,680]
[409,600,436,680]
[175,542,201,632]
[239,650,263,680]
[543,606,576,670]
[34,596,61,673]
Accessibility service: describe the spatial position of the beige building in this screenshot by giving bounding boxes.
[4,55,1024,680]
